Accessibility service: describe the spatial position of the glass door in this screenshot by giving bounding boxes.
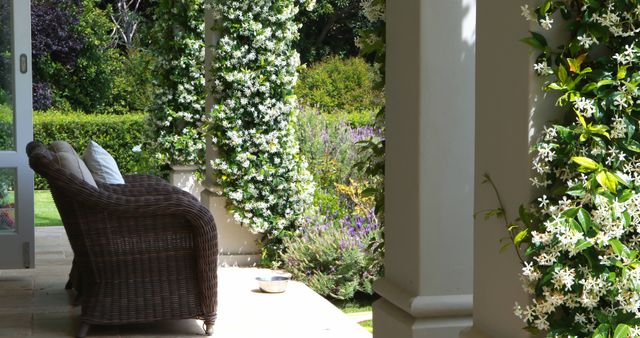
[0,0,34,269]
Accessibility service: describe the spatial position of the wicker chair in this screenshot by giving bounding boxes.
[26,141,218,338]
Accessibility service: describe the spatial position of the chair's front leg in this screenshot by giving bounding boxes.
[203,318,215,336]
[76,322,90,338]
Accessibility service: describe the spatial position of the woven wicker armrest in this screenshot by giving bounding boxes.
[123,174,168,185]
[97,180,199,202]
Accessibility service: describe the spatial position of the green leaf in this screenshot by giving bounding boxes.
[514,229,529,246]
[562,207,579,218]
[610,239,630,258]
[548,82,564,90]
[518,205,531,226]
[582,82,597,92]
[575,239,593,251]
[558,64,568,83]
[624,139,640,153]
[569,219,583,233]
[588,124,610,139]
[580,67,593,75]
[521,37,544,50]
[571,156,599,172]
[623,210,632,228]
[620,189,634,203]
[576,111,588,128]
[614,324,630,338]
[618,65,629,80]
[597,79,615,87]
[577,208,592,232]
[592,323,610,338]
[597,170,618,193]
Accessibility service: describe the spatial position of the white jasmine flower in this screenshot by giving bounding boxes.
[520,4,535,21]
[577,34,597,48]
[540,14,554,30]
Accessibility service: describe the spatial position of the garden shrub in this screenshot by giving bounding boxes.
[296,107,379,191]
[31,0,84,110]
[31,0,142,113]
[60,0,124,112]
[295,0,369,63]
[282,201,383,299]
[109,49,156,114]
[296,56,383,115]
[33,110,155,189]
[291,107,384,298]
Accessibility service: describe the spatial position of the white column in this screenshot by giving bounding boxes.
[202,8,260,267]
[169,165,204,201]
[373,0,475,337]
[461,1,560,337]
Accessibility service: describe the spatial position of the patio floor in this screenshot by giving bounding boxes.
[0,227,372,338]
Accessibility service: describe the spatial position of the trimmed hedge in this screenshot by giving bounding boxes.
[0,103,13,151]
[296,56,384,115]
[33,110,152,189]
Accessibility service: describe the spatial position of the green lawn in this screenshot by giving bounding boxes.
[35,190,61,226]
[359,320,373,333]
[331,294,374,313]
[331,293,376,332]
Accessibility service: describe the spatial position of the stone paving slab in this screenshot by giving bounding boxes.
[0,227,372,338]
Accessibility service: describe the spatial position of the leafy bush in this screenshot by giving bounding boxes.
[282,202,383,299]
[296,56,383,115]
[296,108,378,190]
[33,110,156,189]
[295,0,368,63]
[31,0,84,110]
[110,48,156,113]
[31,0,146,113]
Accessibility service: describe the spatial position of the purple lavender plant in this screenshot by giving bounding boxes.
[282,203,383,299]
[349,125,382,143]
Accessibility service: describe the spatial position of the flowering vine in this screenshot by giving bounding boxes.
[499,1,640,336]
[149,0,207,165]
[207,0,315,235]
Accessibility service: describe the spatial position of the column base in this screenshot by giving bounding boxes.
[373,278,472,338]
[218,254,260,267]
[374,298,472,338]
[459,327,490,338]
[201,188,261,267]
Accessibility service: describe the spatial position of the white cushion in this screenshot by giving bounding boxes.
[82,141,125,184]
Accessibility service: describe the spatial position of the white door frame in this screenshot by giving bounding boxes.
[0,0,34,269]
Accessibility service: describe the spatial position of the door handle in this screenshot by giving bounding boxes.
[19,54,27,74]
